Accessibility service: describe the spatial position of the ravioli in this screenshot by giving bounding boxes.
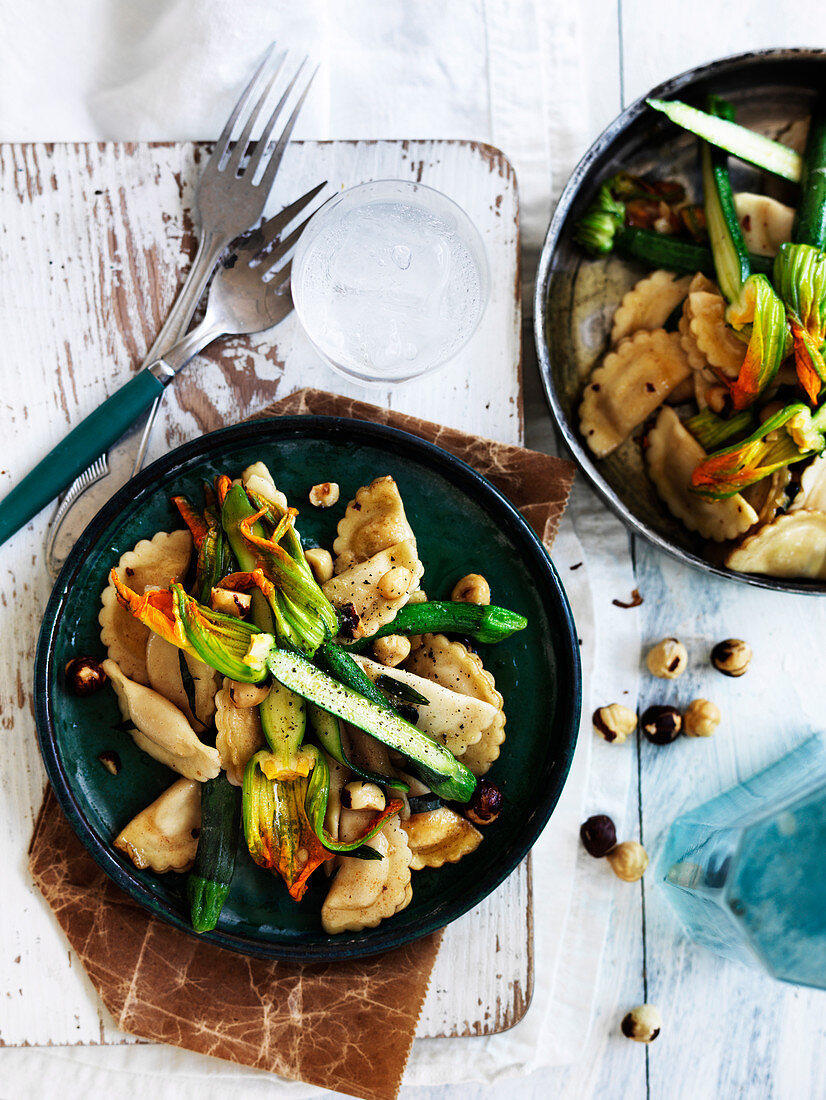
[99,530,192,684]
[114,778,201,873]
[333,475,416,573]
[610,270,692,345]
[321,814,412,934]
[790,455,826,514]
[242,461,288,510]
[103,659,221,781]
[646,407,758,542]
[580,329,692,458]
[323,540,424,638]
[401,806,482,870]
[405,634,505,775]
[214,678,266,786]
[726,511,826,578]
[145,634,220,733]
[688,290,747,377]
[352,654,498,757]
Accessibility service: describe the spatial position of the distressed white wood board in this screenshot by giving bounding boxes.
[0,138,529,1049]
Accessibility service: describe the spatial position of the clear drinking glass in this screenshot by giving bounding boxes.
[658,736,826,989]
[290,179,489,384]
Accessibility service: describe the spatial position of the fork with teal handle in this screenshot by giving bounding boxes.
[0,43,316,550]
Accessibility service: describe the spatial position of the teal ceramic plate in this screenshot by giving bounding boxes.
[35,416,580,959]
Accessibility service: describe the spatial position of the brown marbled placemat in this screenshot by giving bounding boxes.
[29,388,575,1100]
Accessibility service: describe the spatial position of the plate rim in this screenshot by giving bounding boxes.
[534,46,826,595]
[34,413,581,961]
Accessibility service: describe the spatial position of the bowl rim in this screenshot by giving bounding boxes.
[34,413,581,960]
[533,46,826,595]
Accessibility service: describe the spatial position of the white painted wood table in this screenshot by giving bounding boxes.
[0,138,528,1050]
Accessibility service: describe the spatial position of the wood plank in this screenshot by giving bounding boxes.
[0,138,526,1049]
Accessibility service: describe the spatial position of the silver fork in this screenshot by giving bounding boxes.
[141,194,318,384]
[25,44,316,565]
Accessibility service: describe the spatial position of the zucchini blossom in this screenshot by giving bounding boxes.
[773,242,826,403]
[690,401,826,499]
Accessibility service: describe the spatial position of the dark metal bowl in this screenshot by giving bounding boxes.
[534,48,826,594]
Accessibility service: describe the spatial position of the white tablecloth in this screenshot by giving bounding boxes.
[0,1,639,1093]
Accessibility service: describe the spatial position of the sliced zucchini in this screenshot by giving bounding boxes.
[266,650,476,803]
[702,96,751,304]
[307,703,408,792]
[647,97,802,182]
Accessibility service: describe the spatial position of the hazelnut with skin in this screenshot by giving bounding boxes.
[592,703,637,744]
[683,698,721,737]
[580,814,617,857]
[640,704,681,744]
[607,840,649,882]
[646,637,688,679]
[308,481,340,508]
[711,638,752,677]
[451,573,491,605]
[465,779,503,825]
[621,1004,662,1043]
[65,656,108,696]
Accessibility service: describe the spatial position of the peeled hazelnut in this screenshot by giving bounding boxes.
[342,781,386,812]
[592,703,636,744]
[372,634,411,667]
[621,1004,662,1043]
[465,779,503,825]
[580,814,617,857]
[646,637,688,679]
[711,638,751,677]
[607,840,649,882]
[378,566,413,600]
[65,656,108,696]
[683,698,721,737]
[228,680,271,708]
[640,704,681,744]
[308,481,340,508]
[451,573,491,605]
[305,547,334,584]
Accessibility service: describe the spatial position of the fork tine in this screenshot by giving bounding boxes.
[224,52,289,176]
[267,258,293,294]
[250,62,317,190]
[253,180,327,251]
[260,214,315,277]
[211,42,280,165]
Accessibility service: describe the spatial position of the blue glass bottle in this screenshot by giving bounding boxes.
[658,736,826,988]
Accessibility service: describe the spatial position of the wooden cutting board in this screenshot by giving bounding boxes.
[0,138,529,1043]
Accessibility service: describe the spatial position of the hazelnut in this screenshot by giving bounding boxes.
[228,680,271,708]
[342,781,385,812]
[210,587,251,618]
[308,481,340,508]
[580,814,617,857]
[465,779,503,825]
[305,547,334,584]
[64,656,108,696]
[607,840,648,881]
[711,638,751,677]
[683,698,721,737]
[378,566,413,600]
[97,750,121,776]
[621,1004,662,1043]
[372,634,411,667]
[592,703,637,744]
[451,573,491,605]
[646,637,688,679]
[640,704,681,744]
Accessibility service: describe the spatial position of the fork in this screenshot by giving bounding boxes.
[135,195,317,395]
[0,43,315,551]
[1,186,323,553]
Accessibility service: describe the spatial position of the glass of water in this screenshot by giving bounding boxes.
[290,179,489,384]
[658,736,826,989]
